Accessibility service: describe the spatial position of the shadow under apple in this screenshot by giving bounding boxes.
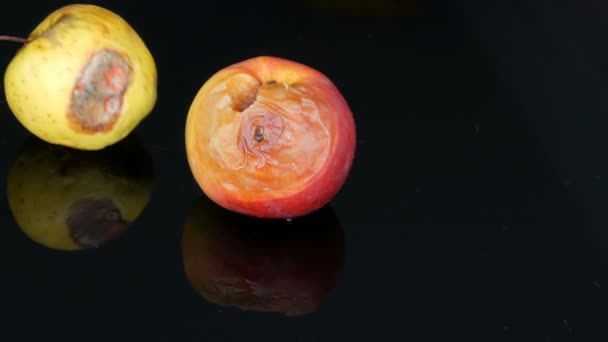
[181,195,345,316]
[6,134,155,251]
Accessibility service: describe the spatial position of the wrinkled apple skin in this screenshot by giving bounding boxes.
[3,4,157,151]
[7,134,154,251]
[181,195,345,316]
[185,56,356,219]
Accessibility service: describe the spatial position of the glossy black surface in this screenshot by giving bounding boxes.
[2,0,608,341]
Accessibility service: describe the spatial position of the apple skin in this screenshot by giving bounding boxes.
[185,56,356,219]
[3,4,157,151]
[6,133,154,251]
[181,195,345,316]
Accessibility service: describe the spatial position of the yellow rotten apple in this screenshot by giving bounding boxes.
[2,4,157,150]
[6,134,155,251]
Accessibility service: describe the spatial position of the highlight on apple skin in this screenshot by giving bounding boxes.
[181,195,345,316]
[6,133,155,251]
[3,4,157,151]
[185,56,356,219]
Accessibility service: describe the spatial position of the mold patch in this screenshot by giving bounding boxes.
[69,49,132,132]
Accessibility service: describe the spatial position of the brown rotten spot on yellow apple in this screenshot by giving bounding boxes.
[69,49,132,133]
[2,4,157,150]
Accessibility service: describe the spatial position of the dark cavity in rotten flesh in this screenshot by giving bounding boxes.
[254,125,265,142]
[231,83,259,112]
[66,197,129,248]
[70,49,132,132]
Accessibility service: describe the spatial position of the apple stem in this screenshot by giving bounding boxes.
[0,35,29,44]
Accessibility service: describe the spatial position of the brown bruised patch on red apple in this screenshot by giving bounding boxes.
[186,56,356,219]
[69,49,132,133]
[205,72,332,182]
[67,197,129,248]
[181,196,345,316]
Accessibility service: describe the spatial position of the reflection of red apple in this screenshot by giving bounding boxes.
[185,56,356,219]
[181,196,345,316]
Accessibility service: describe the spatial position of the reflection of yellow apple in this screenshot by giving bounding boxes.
[2,4,157,151]
[181,196,345,316]
[7,134,154,251]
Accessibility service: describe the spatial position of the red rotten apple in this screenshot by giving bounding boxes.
[185,56,356,219]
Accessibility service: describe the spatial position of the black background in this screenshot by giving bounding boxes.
[2,0,608,341]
